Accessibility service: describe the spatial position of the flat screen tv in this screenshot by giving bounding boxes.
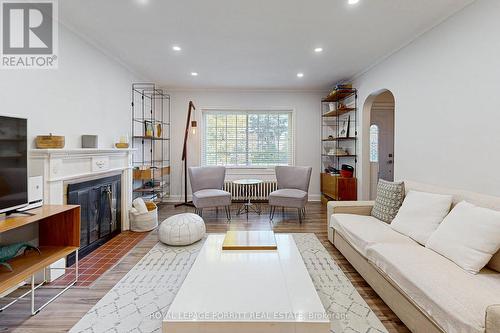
[0,116,28,214]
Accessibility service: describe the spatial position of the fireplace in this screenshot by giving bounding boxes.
[66,174,121,266]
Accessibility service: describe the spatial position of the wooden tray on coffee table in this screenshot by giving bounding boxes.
[222,231,277,250]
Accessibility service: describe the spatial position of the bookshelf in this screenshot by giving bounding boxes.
[320,87,358,201]
[131,83,171,203]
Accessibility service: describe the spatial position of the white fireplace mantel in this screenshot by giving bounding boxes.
[29,148,135,230]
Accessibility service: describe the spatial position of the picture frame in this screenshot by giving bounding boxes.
[338,115,350,138]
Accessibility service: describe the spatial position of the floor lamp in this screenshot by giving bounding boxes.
[175,101,197,207]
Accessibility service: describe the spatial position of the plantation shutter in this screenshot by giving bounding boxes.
[202,110,293,167]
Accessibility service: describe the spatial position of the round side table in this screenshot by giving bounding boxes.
[233,179,263,217]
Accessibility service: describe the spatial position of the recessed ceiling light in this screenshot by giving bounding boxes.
[314,47,323,53]
[348,0,360,5]
[172,45,181,51]
[297,73,304,78]
[191,72,199,76]
[135,0,149,5]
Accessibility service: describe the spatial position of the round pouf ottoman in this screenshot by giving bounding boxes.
[158,213,206,246]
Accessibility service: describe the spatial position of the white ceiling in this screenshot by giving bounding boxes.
[60,0,473,90]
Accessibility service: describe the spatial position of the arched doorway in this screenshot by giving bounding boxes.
[362,90,395,200]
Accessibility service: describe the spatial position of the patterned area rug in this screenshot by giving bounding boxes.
[70,234,387,333]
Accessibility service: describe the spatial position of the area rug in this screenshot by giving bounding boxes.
[69,234,387,333]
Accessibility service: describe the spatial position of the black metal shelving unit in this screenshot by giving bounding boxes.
[320,88,358,175]
[131,83,171,204]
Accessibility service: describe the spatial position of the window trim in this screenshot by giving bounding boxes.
[199,107,296,170]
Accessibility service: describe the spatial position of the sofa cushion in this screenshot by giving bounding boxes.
[390,190,452,245]
[192,189,231,208]
[371,180,405,223]
[330,213,413,256]
[268,189,307,208]
[426,201,500,274]
[367,242,500,333]
[404,180,500,272]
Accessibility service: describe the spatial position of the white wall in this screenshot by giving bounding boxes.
[354,0,500,198]
[168,90,324,201]
[0,23,139,248]
[0,23,139,149]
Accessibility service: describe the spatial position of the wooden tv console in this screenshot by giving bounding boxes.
[0,205,80,315]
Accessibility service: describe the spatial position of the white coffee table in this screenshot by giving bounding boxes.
[163,233,330,333]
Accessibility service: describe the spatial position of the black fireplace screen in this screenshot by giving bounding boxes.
[66,174,121,266]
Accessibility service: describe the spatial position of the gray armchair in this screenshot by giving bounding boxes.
[268,166,312,223]
[188,166,232,221]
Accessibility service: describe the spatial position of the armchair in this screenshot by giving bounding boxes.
[268,166,312,223]
[188,166,232,221]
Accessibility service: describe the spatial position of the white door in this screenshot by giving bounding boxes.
[370,160,379,200]
[371,103,395,182]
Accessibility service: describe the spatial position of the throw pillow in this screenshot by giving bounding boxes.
[391,190,453,245]
[426,201,500,274]
[371,179,405,223]
[132,198,148,214]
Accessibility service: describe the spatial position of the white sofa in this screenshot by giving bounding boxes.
[327,180,500,333]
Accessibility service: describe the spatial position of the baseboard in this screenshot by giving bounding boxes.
[164,195,193,203]
[308,194,321,202]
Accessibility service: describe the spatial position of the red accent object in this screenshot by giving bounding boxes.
[340,169,353,178]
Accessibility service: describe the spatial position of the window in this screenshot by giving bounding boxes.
[369,124,379,163]
[202,110,293,167]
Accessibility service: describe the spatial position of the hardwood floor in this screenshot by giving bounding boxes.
[0,202,409,333]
